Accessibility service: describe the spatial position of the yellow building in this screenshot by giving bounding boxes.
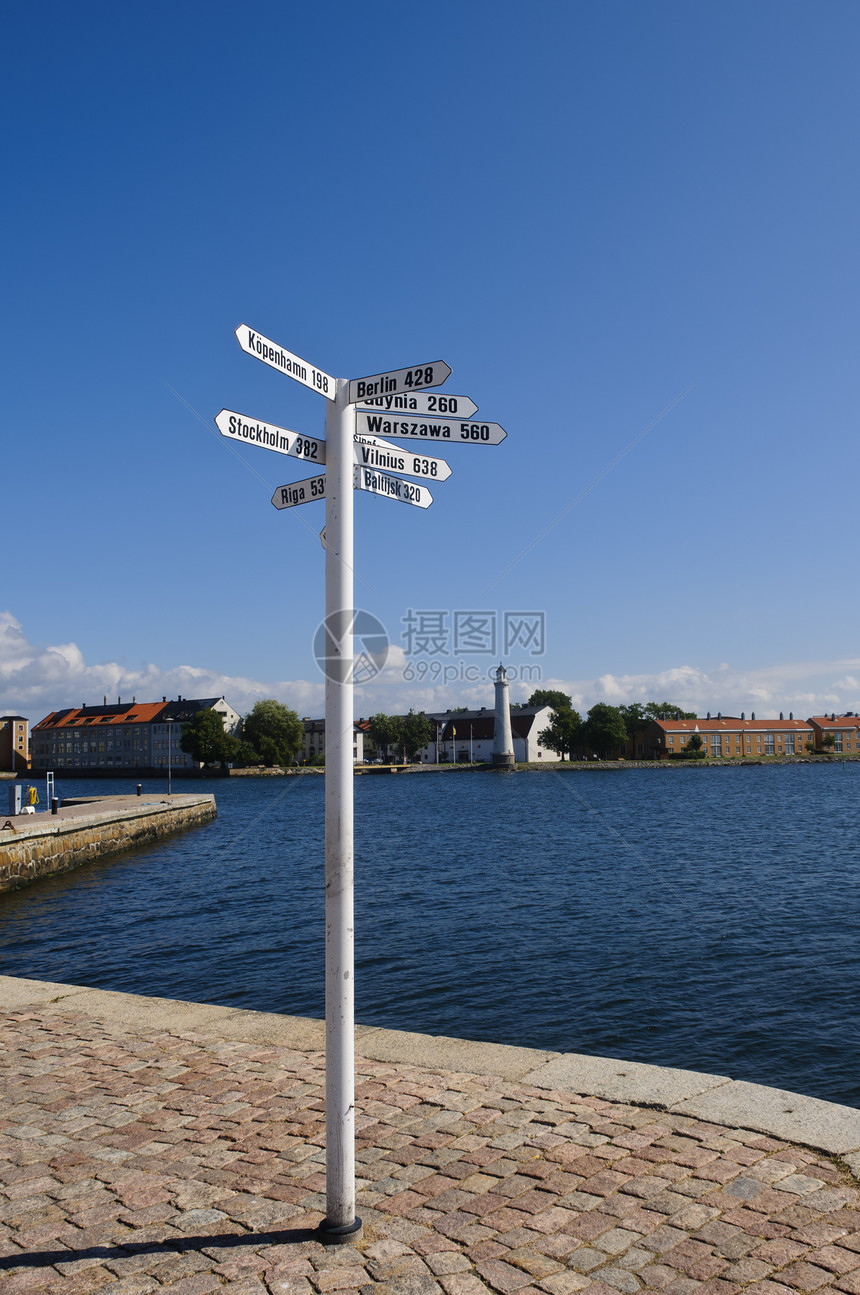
[646,714,814,759]
[0,716,29,772]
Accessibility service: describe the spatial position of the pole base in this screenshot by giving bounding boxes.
[317,1216,363,1246]
[492,754,516,769]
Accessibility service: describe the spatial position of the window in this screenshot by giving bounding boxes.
[765,737,775,754]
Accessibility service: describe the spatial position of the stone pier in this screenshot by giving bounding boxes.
[0,793,217,892]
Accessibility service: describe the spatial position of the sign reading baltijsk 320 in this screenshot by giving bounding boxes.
[354,466,432,508]
[236,325,337,401]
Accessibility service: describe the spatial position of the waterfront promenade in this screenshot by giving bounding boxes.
[3,977,860,1294]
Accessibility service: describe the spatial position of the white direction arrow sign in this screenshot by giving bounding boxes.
[271,474,327,510]
[216,409,326,466]
[347,361,451,405]
[236,325,337,401]
[354,465,433,508]
[353,435,452,482]
[357,391,478,419]
[355,411,506,445]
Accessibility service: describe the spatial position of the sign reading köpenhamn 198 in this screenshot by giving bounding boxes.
[347,361,451,405]
[235,325,337,400]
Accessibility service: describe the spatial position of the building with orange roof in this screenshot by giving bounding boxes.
[807,713,860,753]
[642,713,815,760]
[30,696,240,773]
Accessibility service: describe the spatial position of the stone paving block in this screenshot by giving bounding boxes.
[4,987,860,1294]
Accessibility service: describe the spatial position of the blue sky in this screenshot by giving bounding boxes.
[3,1,859,722]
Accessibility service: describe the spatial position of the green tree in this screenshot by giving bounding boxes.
[621,702,697,737]
[399,710,433,762]
[241,700,303,767]
[581,703,627,759]
[619,702,649,738]
[180,710,238,767]
[528,689,574,713]
[684,732,705,758]
[539,707,582,760]
[368,713,403,763]
[644,701,697,722]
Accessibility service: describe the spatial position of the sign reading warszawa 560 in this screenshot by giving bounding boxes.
[354,411,507,444]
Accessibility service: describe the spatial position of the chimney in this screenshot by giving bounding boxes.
[718,712,722,719]
[789,712,793,720]
[751,712,756,721]
[741,711,745,720]
[780,712,784,721]
[707,711,711,720]
[104,696,107,705]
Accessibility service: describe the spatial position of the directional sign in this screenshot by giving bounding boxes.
[236,324,337,401]
[354,465,433,508]
[357,391,478,419]
[271,474,327,510]
[355,411,506,445]
[216,409,326,466]
[353,435,452,482]
[347,361,451,405]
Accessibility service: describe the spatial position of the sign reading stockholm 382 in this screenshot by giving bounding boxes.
[235,324,337,400]
[215,410,326,465]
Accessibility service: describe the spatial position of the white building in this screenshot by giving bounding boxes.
[302,719,365,765]
[418,705,561,764]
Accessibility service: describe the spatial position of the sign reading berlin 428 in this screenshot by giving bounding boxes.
[347,361,451,406]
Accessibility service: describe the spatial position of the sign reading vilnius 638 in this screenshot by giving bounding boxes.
[347,361,451,405]
[235,324,337,401]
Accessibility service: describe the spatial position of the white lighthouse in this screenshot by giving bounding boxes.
[492,663,516,768]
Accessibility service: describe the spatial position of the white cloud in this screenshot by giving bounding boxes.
[0,612,323,720]
[1,610,858,724]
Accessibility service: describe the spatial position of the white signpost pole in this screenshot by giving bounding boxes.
[320,378,361,1243]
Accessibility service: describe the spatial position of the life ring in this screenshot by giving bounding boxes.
[27,787,39,806]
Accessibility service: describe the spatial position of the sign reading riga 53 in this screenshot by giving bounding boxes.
[235,325,337,401]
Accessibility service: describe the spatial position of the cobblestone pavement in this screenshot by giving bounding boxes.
[2,1009,860,1294]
